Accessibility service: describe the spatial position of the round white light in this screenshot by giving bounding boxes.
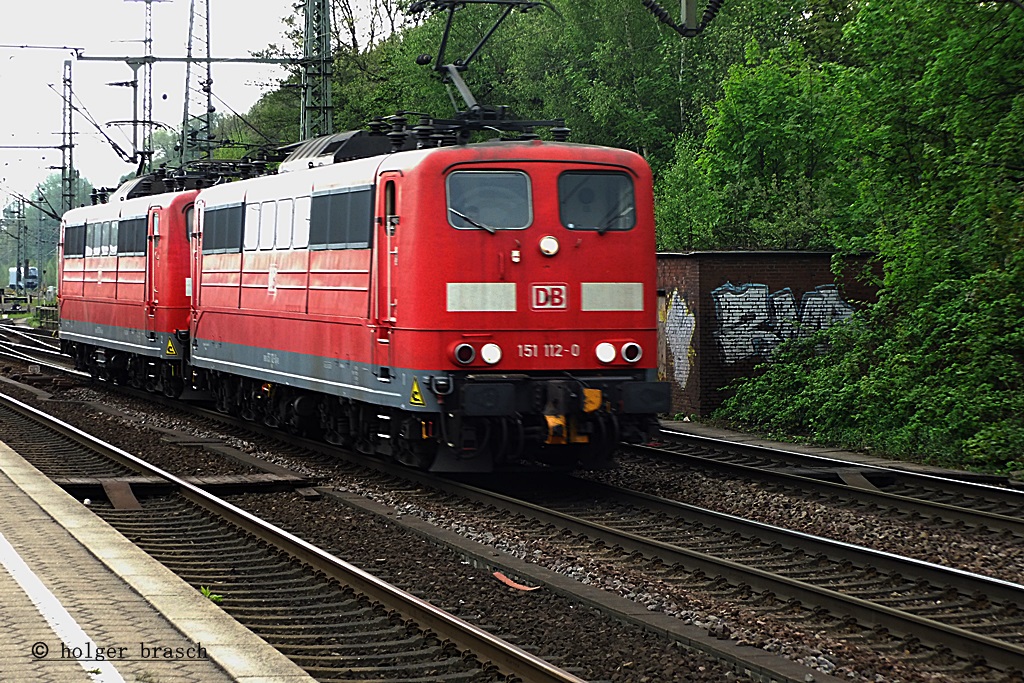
[621,342,643,363]
[480,343,502,365]
[596,342,616,363]
[539,235,559,256]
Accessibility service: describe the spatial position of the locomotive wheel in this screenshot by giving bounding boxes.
[163,375,184,398]
[127,357,145,389]
[160,363,184,398]
[491,418,526,465]
[394,441,435,469]
[578,413,619,466]
[108,354,130,385]
[213,380,232,414]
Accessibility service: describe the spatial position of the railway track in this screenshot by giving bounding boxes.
[0,391,589,683]
[0,365,846,682]
[514,478,1024,660]
[0,321,61,349]
[0,327,65,365]
[636,430,1024,537]
[373,470,1022,679]
[4,355,1023,680]
[131,390,1017,681]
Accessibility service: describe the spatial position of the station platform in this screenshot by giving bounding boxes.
[0,440,316,683]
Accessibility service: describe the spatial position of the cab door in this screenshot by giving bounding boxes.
[372,173,401,379]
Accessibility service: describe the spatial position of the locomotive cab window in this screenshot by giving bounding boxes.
[447,171,531,231]
[558,171,636,232]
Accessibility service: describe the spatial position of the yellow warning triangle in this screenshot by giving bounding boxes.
[409,378,425,406]
[165,339,177,356]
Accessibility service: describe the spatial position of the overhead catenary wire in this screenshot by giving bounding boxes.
[47,83,134,164]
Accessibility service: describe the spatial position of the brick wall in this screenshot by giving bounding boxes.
[657,252,879,417]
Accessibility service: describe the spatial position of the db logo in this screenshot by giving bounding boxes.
[532,283,568,310]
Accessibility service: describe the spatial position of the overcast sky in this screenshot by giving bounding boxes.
[0,0,296,207]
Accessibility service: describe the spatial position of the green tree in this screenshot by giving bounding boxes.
[717,0,1024,472]
[2,173,93,289]
[656,41,860,250]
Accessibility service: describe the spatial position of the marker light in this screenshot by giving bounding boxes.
[454,343,476,364]
[621,342,643,363]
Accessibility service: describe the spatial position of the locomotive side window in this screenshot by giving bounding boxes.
[558,172,636,232]
[277,198,294,249]
[309,186,373,250]
[133,217,146,253]
[86,222,102,256]
[447,171,531,230]
[348,190,372,247]
[117,217,147,256]
[293,196,311,248]
[117,218,137,255]
[202,204,244,254]
[97,221,118,256]
[244,203,261,251]
[64,224,87,258]
[100,221,110,256]
[385,180,395,215]
[259,201,278,250]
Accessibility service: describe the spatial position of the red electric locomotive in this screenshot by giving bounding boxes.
[187,134,669,470]
[58,182,197,395]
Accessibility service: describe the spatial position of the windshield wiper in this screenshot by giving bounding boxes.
[596,206,634,235]
[449,208,496,234]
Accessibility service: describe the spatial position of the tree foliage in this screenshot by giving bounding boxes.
[3,173,93,289]
[716,0,1024,472]
[657,41,860,250]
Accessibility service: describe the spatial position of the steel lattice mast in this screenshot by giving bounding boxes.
[61,59,76,214]
[180,0,214,164]
[302,0,333,140]
[126,0,170,172]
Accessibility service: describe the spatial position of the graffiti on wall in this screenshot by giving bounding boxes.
[712,282,854,364]
[662,290,697,389]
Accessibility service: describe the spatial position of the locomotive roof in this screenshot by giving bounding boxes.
[62,188,196,224]
[200,138,646,209]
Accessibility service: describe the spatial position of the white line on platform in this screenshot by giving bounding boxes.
[0,530,126,683]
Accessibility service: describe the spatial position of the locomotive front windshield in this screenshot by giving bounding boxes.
[446,171,531,231]
[558,171,636,232]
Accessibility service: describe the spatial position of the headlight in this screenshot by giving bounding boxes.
[480,343,502,364]
[595,342,616,364]
[539,235,559,256]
